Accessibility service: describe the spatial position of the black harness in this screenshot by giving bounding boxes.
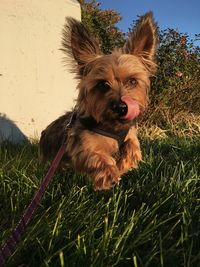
[92,127,128,147]
[67,112,128,148]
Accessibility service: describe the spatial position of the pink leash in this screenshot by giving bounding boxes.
[0,142,67,266]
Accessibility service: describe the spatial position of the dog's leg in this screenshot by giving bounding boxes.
[117,139,142,175]
[73,151,120,190]
[117,128,142,175]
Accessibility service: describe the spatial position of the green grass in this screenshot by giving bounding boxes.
[0,137,200,267]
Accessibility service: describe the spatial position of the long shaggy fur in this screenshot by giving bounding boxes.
[39,12,158,190]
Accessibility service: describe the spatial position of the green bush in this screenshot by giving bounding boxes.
[148,30,200,122]
[79,0,125,53]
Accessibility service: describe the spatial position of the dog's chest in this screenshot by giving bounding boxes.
[81,130,119,156]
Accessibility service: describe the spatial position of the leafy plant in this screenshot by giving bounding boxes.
[79,0,125,53]
[144,29,200,133]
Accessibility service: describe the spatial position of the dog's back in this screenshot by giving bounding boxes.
[39,113,71,162]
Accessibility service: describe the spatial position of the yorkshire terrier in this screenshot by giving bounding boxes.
[39,12,158,190]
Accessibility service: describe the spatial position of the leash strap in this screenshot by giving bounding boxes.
[0,142,67,266]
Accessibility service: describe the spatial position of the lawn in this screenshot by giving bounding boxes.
[0,137,200,267]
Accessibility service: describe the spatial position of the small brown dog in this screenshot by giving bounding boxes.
[39,12,158,190]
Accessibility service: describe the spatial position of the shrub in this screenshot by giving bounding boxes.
[144,30,200,135]
[79,0,125,53]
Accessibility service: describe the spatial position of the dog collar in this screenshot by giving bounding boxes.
[66,111,129,147]
[91,127,128,147]
[78,115,128,147]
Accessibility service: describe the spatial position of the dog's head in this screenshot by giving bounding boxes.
[62,12,158,129]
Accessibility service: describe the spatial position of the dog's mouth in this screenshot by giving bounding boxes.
[110,96,140,121]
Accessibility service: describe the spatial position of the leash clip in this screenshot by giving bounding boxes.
[65,111,76,130]
[65,111,76,129]
[62,111,76,144]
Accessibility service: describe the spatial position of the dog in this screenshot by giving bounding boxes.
[39,12,158,190]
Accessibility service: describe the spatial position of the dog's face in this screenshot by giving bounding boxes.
[62,12,158,129]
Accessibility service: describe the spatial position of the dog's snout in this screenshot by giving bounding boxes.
[110,101,128,117]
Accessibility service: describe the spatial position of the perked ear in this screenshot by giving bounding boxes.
[62,18,101,76]
[123,12,158,73]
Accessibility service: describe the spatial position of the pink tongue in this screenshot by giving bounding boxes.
[121,96,140,121]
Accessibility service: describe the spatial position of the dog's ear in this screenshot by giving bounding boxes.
[62,17,101,76]
[123,12,158,73]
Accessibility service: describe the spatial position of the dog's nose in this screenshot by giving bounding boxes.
[110,101,128,117]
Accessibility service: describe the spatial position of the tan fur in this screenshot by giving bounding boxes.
[39,12,158,190]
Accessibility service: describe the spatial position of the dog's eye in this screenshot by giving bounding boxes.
[127,78,138,88]
[97,80,110,93]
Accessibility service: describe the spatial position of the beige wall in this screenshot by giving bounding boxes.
[0,0,81,143]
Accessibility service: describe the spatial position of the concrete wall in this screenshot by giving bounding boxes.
[0,0,81,143]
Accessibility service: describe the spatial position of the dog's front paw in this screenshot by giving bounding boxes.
[117,140,142,174]
[93,165,120,191]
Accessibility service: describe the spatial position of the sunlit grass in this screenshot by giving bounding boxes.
[0,137,200,266]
